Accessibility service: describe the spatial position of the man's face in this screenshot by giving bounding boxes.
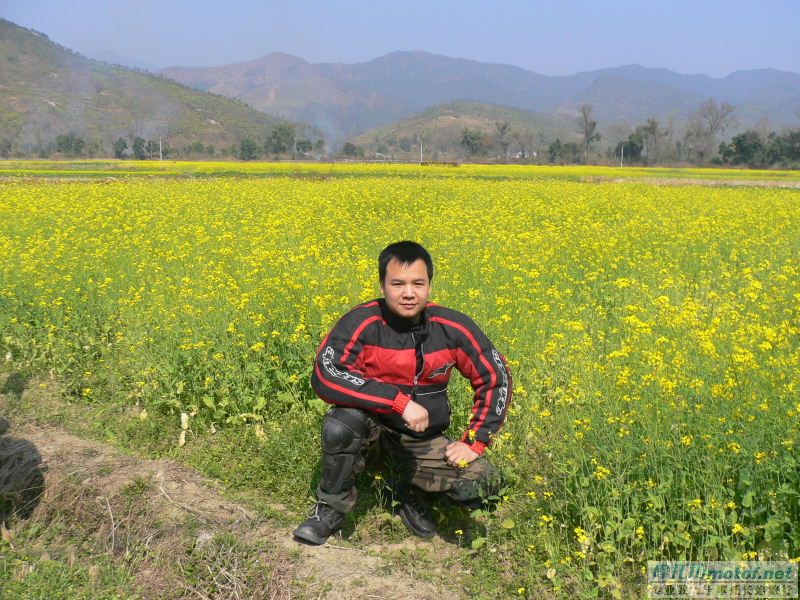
[380,258,431,322]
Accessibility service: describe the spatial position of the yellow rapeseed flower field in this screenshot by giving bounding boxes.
[1,161,799,595]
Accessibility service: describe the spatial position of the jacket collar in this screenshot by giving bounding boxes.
[378,298,430,337]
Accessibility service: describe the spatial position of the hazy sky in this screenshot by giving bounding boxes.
[2,0,799,76]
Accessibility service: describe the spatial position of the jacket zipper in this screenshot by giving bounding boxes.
[411,332,425,395]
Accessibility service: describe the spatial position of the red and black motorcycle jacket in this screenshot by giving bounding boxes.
[310,298,512,455]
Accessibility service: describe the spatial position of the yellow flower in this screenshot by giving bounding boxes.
[592,465,612,480]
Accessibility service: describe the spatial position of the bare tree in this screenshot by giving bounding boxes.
[663,115,677,162]
[511,130,535,160]
[683,98,736,163]
[495,121,511,161]
[683,116,712,163]
[697,98,736,138]
[578,104,600,160]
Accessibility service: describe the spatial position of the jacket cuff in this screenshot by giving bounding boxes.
[460,431,488,455]
[392,391,412,415]
[468,440,487,456]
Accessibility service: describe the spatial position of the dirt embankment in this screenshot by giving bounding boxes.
[0,379,462,599]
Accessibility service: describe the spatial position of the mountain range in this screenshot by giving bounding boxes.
[162,51,800,145]
[2,14,799,158]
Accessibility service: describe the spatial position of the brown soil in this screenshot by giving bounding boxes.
[582,176,800,188]
[0,394,463,598]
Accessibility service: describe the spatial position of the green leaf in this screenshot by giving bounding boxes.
[176,381,184,395]
[471,537,486,550]
[741,491,754,508]
[500,518,515,529]
[201,395,215,409]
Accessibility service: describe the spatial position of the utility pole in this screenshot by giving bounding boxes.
[620,143,624,168]
[419,139,423,165]
[159,137,163,161]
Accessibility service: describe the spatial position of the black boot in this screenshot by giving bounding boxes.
[396,490,437,539]
[293,501,345,545]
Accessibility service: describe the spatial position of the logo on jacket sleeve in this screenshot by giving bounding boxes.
[492,349,509,415]
[429,361,456,379]
[322,346,365,386]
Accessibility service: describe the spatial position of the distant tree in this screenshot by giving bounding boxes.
[511,130,535,160]
[55,133,85,157]
[548,138,563,163]
[266,122,296,154]
[780,130,800,162]
[460,128,486,157]
[240,138,259,160]
[113,137,128,159]
[313,139,325,154]
[577,104,600,160]
[697,98,736,138]
[494,121,511,161]
[295,138,312,156]
[342,142,363,157]
[548,138,581,163]
[146,140,159,159]
[0,138,12,158]
[719,130,764,167]
[682,117,712,163]
[206,144,215,155]
[662,116,677,162]
[615,131,644,163]
[132,136,147,160]
[639,118,664,163]
[684,98,736,163]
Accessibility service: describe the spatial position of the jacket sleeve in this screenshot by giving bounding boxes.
[450,316,513,455]
[310,308,411,415]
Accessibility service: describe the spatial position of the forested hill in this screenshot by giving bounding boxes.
[0,19,319,157]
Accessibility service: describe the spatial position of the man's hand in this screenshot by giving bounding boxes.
[445,441,479,468]
[401,399,429,433]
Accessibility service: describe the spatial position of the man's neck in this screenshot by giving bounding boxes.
[379,299,425,332]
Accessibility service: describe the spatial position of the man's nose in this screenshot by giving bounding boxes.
[402,285,415,297]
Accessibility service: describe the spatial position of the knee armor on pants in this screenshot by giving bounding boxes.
[320,408,372,495]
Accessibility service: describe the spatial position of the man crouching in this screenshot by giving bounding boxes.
[294,241,512,544]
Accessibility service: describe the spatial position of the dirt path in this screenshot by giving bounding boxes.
[582,176,800,188]
[1,414,463,598]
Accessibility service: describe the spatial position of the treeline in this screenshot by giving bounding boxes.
[0,122,324,160]
[238,123,325,160]
[718,130,800,168]
[548,99,799,168]
[352,98,800,168]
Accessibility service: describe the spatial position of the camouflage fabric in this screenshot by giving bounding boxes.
[317,407,502,513]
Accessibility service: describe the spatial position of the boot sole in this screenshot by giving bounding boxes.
[293,525,331,545]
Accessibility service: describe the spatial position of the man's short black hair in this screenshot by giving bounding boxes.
[379,241,434,283]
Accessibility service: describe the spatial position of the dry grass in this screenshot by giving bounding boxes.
[1,371,463,599]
